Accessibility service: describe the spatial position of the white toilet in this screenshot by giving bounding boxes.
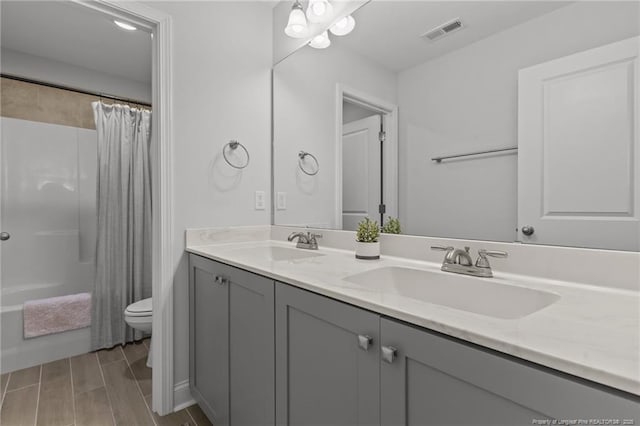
[124,297,152,367]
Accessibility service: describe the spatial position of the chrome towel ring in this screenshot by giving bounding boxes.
[298,151,319,176]
[223,140,250,169]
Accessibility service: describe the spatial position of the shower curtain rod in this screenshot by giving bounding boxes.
[1,73,152,108]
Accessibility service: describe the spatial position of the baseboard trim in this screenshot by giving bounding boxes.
[173,380,195,412]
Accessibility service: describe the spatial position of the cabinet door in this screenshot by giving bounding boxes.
[275,283,380,426]
[189,255,230,425]
[381,318,640,425]
[228,266,275,425]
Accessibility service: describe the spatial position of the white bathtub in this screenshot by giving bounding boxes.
[1,283,92,374]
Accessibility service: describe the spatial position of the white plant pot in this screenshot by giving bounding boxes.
[355,241,380,260]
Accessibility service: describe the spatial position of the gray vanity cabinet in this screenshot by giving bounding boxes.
[189,255,638,426]
[380,317,640,425]
[275,282,380,426]
[189,254,275,426]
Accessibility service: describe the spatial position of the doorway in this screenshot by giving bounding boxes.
[336,85,398,231]
[0,0,174,415]
[342,110,383,229]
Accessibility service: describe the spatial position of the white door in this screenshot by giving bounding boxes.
[342,115,382,231]
[518,36,639,251]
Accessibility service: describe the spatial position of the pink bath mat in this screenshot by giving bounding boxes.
[23,292,91,338]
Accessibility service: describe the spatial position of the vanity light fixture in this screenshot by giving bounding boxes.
[113,20,137,31]
[329,15,356,36]
[309,30,331,49]
[285,0,309,38]
[306,0,333,23]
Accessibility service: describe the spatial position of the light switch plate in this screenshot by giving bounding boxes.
[255,191,266,210]
[277,192,287,210]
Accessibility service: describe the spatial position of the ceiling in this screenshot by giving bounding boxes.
[1,1,152,83]
[333,1,572,72]
[1,1,572,81]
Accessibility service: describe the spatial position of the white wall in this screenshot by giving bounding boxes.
[141,1,273,390]
[398,1,640,241]
[274,43,396,228]
[0,48,151,103]
[343,101,376,124]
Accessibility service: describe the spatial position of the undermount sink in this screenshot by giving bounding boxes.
[229,246,325,262]
[344,267,559,319]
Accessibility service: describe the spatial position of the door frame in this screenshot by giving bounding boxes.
[335,84,398,229]
[72,0,175,415]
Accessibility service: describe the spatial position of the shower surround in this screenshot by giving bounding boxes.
[1,117,97,373]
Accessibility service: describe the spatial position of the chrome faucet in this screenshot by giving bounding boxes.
[451,247,474,267]
[288,231,322,250]
[431,246,507,278]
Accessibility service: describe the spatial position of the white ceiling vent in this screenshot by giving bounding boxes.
[421,18,464,42]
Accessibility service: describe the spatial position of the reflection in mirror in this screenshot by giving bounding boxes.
[273,1,640,250]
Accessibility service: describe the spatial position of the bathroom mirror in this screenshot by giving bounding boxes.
[272,1,640,251]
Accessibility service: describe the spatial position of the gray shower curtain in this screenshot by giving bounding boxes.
[91,101,152,350]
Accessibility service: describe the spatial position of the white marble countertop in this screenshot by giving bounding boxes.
[186,239,640,396]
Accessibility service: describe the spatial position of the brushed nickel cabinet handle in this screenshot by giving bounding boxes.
[381,346,397,364]
[358,334,373,351]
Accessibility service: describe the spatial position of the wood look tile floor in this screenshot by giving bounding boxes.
[0,339,212,426]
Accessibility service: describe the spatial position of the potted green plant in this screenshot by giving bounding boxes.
[381,216,401,234]
[355,217,380,260]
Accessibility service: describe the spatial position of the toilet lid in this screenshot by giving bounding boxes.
[126,298,152,316]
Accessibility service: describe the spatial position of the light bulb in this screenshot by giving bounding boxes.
[309,31,331,49]
[329,15,356,36]
[312,2,325,15]
[306,0,333,23]
[285,1,309,38]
